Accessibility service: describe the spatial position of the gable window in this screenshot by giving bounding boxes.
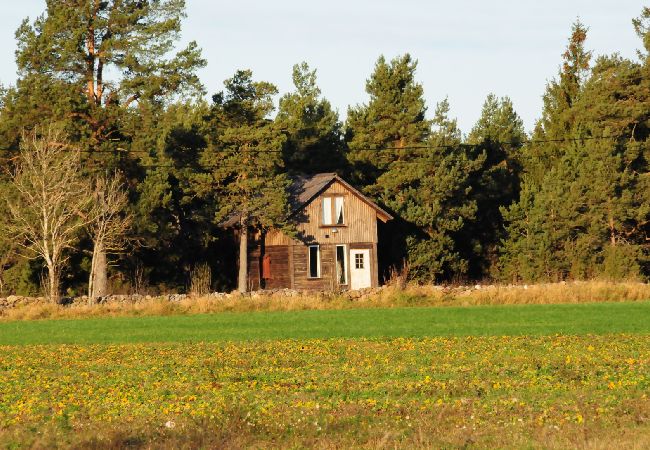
[308,245,321,278]
[322,196,345,225]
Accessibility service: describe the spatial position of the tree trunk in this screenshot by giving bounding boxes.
[89,243,109,304]
[47,263,59,304]
[238,216,248,293]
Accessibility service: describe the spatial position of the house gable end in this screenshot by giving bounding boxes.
[290,175,393,223]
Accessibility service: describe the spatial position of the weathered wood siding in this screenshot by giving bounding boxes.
[247,244,291,290]
[293,244,336,290]
[247,247,261,291]
[265,180,379,246]
[264,245,291,289]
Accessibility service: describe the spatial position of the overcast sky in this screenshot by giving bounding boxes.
[0,1,644,134]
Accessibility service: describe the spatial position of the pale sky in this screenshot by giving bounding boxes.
[0,1,644,134]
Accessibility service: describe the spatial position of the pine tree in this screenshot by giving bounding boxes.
[500,21,593,281]
[463,94,526,278]
[345,54,431,188]
[203,70,291,292]
[375,100,484,281]
[501,16,650,281]
[525,21,591,181]
[276,62,345,174]
[126,101,230,291]
[568,53,650,279]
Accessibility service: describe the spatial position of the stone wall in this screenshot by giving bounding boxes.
[0,287,387,310]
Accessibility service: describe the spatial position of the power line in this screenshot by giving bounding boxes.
[0,134,628,172]
[0,134,623,155]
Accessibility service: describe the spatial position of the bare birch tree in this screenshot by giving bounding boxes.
[87,173,132,303]
[4,126,92,302]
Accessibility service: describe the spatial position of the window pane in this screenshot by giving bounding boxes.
[335,197,344,224]
[355,253,364,269]
[336,246,346,284]
[309,246,319,278]
[322,197,332,224]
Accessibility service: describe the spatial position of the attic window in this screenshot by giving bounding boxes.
[322,196,344,225]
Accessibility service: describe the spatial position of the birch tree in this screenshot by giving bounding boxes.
[4,127,92,302]
[87,173,132,303]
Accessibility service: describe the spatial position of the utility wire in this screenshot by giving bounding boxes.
[0,134,631,172]
[0,134,623,156]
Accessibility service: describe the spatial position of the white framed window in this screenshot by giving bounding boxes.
[322,196,345,225]
[335,245,347,285]
[308,245,321,278]
[322,197,332,225]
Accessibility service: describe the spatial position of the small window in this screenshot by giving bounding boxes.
[322,197,332,225]
[355,253,364,269]
[308,245,320,278]
[336,245,347,285]
[335,197,344,224]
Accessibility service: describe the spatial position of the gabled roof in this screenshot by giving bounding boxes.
[288,173,393,222]
[222,173,393,227]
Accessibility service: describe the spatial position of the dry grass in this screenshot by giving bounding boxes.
[414,280,650,306]
[6,415,649,449]
[1,280,649,322]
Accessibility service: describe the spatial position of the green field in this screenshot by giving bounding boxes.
[2,302,650,448]
[1,301,650,345]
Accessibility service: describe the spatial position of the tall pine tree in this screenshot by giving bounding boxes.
[203,70,291,292]
[2,0,205,295]
[276,62,345,174]
[462,94,526,279]
[500,16,650,281]
[345,54,431,188]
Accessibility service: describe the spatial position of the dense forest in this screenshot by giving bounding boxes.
[0,1,649,299]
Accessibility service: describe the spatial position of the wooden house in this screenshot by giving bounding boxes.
[231,173,393,291]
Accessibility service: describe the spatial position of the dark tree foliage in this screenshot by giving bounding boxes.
[276,62,346,175]
[375,100,484,281]
[461,95,526,279]
[202,70,291,292]
[0,0,206,295]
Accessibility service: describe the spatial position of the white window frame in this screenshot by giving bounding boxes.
[308,245,321,278]
[335,244,348,285]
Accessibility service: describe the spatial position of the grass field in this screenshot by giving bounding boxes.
[1,301,650,345]
[1,302,650,448]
